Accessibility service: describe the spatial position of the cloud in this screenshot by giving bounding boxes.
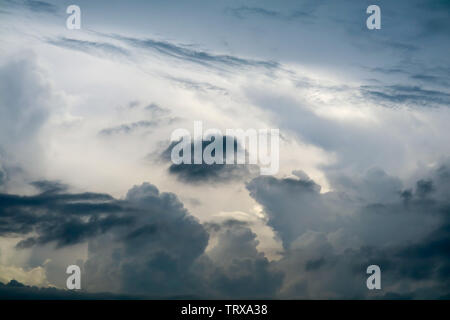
[228,6,313,22]
[47,37,130,58]
[410,74,450,87]
[197,220,283,298]
[83,182,209,296]
[2,0,450,300]
[0,166,5,187]
[23,0,58,14]
[3,0,58,14]
[106,33,280,70]
[0,53,66,185]
[1,165,450,298]
[361,85,450,108]
[0,187,133,248]
[30,180,68,194]
[99,120,159,136]
[0,265,48,287]
[0,55,51,152]
[1,181,210,296]
[0,280,138,299]
[246,164,450,298]
[162,137,259,184]
[144,103,170,117]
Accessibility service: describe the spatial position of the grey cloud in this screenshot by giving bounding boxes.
[0,280,138,299]
[228,6,313,22]
[327,167,404,204]
[246,163,450,298]
[107,33,279,70]
[361,85,450,108]
[370,66,450,88]
[84,182,209,296]
[47,37,130,58]
[3,0,58,14]
[99,120,159,136]
[0,166,5,187]
[411,74,450,87]
[247,174,330,249]
[167,76,229,95]
[196,220,283,298]
[0,180,210,297]
[0,56,50,150]
[23,0,58,13]
[2,165,450,298]
[144,103,170,117]
[98,102,176,136]
[0,179,282,298]
[30,180,68,194]
[371,67,410,76]
[162,137,259,184]
[46,32,279,73]
[0,187,133,248]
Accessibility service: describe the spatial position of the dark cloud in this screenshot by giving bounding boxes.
[162,137,259,184]
[415,179,434,198]
[2,164,450,298]
[246,164,450,298]
[0,180,280,298]
[305,257,326,271]
[0,280,138,299]
[0,181,209,297]
[83,182,210,296]
[0,187,133,248]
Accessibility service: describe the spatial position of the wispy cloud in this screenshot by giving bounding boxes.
[46,37,130,58]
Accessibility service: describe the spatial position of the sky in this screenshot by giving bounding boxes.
[0,0,449,299]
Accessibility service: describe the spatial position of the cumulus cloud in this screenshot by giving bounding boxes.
[198,220,283,298]
[0,265,48,287]
[0,162,449,299]
[82,182,209,296]
[246,164,450,298]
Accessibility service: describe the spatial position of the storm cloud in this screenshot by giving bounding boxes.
[1,0,449,300]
